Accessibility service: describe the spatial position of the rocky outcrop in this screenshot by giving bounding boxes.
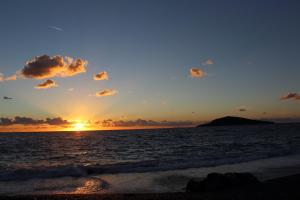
[186,172,261,193]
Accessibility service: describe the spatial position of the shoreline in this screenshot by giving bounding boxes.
[1,154,300,196]
[1,173,300,199]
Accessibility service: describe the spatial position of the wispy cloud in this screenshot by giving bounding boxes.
[93,71,109,80]
[280,93,300,101]
[20,55,87,79]
[202,58,214,65]
[190,68,206,78]
[35,79,58,89]
[95,89,118,97]
[98,119,195,127]
[0,73,17,82]
[48,26,63,31]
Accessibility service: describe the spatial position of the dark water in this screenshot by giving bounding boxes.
[0,124,300,182]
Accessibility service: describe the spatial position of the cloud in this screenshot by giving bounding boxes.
[93,71,109,80]
[20,55,87,79]
[0,73,17,82]
[190,68,206,78]
[13,116,44,125]
[35,79,58,89]
[280,93,300,101]
[0,116,70,126]
[3,96,12,100]
[95,89,118,97]
[4,74,17,81]
[45,117,70,125]
[0,118,13,126]
[202,58,214,65]
[68,88,75,92]
[238,106,247,112]
[98,119,195,127]
[48,26,63,31]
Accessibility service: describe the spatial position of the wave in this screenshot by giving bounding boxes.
[1,151,299,182]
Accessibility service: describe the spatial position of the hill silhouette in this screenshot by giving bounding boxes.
[198,116,274,127]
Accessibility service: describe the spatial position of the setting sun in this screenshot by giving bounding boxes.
[73,122,85,131]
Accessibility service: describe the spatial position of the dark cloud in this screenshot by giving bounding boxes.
[20,55,87,79]
[96,89,118,97]
[98,119,194,127]
[0,116,70,126]
[280,93,300,101]
[45,117,70,125]
[13,116,44,125]
[35,79,58,89]
[190,68,206,78]
[3,96,12,100]
[239,108,247,112]
[93,71,109,80]
[0,118,13,126]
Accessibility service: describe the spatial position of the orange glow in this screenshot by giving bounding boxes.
[73,122,85,131]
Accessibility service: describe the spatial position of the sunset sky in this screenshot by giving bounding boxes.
[0,0,300,131]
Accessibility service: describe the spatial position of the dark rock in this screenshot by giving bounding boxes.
[186,172,261,193]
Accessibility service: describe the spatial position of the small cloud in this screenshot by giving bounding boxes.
[280,93,300,101]
[3,96,12,100]
[35,79,58,89]
[20,55,87,79]
[238,106,247,112]
[161,101,167,105]
[202,58,214,65]
[190,68,206,78]
[68,88,75,92]
[5,74,17,81]
[95,89,118,97]
[48,26,63,31]
[93,71,109,80]
[0,73,17,82]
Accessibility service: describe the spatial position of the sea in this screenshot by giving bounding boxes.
[0,124,300,194]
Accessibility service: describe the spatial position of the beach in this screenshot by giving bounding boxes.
[1,173,300,200]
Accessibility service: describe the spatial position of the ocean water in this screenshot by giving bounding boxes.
[0,124,300,194]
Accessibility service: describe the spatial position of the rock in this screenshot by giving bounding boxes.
[186,172,261,193]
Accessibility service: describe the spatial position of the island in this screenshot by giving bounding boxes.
[198,116,274,127]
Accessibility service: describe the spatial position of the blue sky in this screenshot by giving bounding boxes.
[0,0,300,130]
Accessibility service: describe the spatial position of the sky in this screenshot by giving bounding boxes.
[0,0,300,131]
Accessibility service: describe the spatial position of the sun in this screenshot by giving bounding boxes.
[74,122,85,131]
